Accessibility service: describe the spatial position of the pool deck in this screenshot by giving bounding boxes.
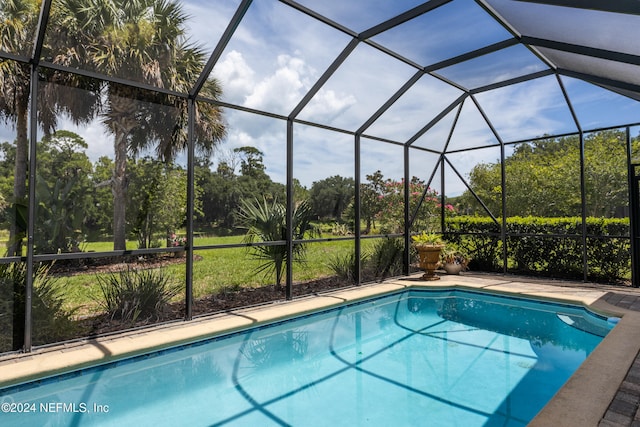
[2,272,640,426]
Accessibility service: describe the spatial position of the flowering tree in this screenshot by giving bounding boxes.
[376,177,454,233]
[342,171,455,234]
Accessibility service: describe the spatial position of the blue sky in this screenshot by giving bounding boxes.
[2,0,640,196]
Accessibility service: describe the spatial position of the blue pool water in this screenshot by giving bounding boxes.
[0,289,614,426]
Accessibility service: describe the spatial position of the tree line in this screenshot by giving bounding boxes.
[0,128,631,254]
[0,130,450,253]
[455,130,634,218]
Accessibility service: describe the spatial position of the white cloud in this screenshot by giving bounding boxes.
[244,55,307,112]
[474,76,577,142]
[37,1,600,192]
[299,89,357,122]
[297,42,417,130]
[211,48,361,186]
[215,49,358,120]
[215,50,256,104]
[367,74,464,142]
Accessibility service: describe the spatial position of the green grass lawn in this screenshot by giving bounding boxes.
[52,235,368,316]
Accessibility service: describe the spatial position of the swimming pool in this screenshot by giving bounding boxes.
[0,289,614,426]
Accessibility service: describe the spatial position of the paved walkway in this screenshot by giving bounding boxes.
[599,292,640,427]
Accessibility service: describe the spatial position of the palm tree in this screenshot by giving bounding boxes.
[0,0,101,255]
[51,0,226,250]
[237,198,319,288]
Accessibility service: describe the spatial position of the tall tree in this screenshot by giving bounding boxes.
[0,0,99,254]
[0,1,35,252]
[51,0,226,250]
[359,170,386,234]
[89,156,115,238]
[309,175,354,220]
[195,148,294,233]
[584,130,628,217]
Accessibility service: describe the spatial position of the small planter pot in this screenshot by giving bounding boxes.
[443,262,464,275]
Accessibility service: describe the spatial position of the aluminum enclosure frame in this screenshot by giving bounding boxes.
[0,0,639,352]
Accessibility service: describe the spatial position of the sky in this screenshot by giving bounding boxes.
[2,0,640,197]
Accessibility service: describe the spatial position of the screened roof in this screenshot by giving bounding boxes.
[4,0,640,154]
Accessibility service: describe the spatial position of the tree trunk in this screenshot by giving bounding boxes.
[365,218,372,235]
[8,102,29,257]
[112,130,128,251]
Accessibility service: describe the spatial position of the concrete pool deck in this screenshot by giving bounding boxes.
[1,273,640,426]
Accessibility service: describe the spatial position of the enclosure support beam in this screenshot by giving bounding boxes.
[359,0,452,40]
[558,74,588,281]
[518,0,640,15]
[285,120,294,300]
[406,94,467,147]
[23,66,40,353]
[440,157,446,233]
[500,143,508,274]
[579,132,588,281]
[403,146,411,276]
[18,0,53,355]
[185,99,196,320]
[408,155,443,230]
[627,128,640,287]
[522,36,640,66]
[32,0,52,61]
[444,157,499,224]
[190,0,252,98]
[354,135,362,284]
[470,95,507,273]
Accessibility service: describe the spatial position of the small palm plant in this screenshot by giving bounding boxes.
[237,198,319,288]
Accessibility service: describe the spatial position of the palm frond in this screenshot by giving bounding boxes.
[237,197,318,287]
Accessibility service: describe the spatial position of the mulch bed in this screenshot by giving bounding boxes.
[67,255,353,337]
[192,275,348,314]
[48,253,194,276]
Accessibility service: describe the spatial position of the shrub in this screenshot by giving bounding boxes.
[447,215,630,282]
[0,263,78,351]
[331,222,352,236]
[327,251,359,284]
[328,237,405,283]
[366,237,404,280]
[237,198,319,288]
[446,217,502,272]
[95,267,181,324]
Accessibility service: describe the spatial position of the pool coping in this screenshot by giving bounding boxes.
[0,273,637,426]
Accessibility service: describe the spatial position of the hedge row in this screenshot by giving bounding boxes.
[444,216,630,282]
